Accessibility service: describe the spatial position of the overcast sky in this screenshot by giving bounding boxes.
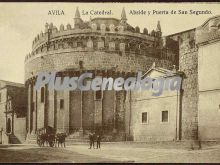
[0,2,219,83]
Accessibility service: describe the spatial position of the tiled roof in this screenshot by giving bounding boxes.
[143,67,175,78]
[0,80,25,88]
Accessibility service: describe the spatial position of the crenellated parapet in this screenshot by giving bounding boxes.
[26,32,176,65]
[25,8,177,82]
[31,27,158,50]
[29,26,162,60]
[27,8,164,62]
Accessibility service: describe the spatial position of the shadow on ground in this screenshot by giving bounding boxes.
[0,147,125,163]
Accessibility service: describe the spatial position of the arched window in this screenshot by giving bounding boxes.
[41,87,45,103]
[6,118,11,134]
[98,40,104,49]
[109,24,115,32]
[60,99,64,109]
[91,23,97,30]
[95,90,102,100]
[87,39,93,48]
[119,43,126,51]
[109,42,115,51]
[100,24,106,31]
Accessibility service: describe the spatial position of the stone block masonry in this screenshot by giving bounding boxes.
[169,29,199,140]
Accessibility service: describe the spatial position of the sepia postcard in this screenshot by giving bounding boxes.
[0,1,220,163]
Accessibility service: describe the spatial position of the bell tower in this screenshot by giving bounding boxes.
[120,8,127,25]
[74,7,83,29]
[156,21,162,37]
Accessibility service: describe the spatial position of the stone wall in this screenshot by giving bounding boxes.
[102,90,115,132]
[53,90,63,132]
[30,86,126,137]
[115,91,126,135]
[0,88,7,132]
[82,91,95,130]
[48,89,55,128]
[14,117,26,143]
[0,84,27,144]
[180,48,198,140]
[36,85,45,130]
[169,29,199,140]
[25,50,174,81]
[69,91,82,132]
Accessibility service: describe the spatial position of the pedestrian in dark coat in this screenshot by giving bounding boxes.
[96,134,101,149]
[92,132,96,149]
[88,132,93,149]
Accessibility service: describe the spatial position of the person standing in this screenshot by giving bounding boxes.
[88,132,93,149]
[96,134,101,149]
[92,132,96,149]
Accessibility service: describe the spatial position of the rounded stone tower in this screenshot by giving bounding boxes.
[24,8,177,141]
